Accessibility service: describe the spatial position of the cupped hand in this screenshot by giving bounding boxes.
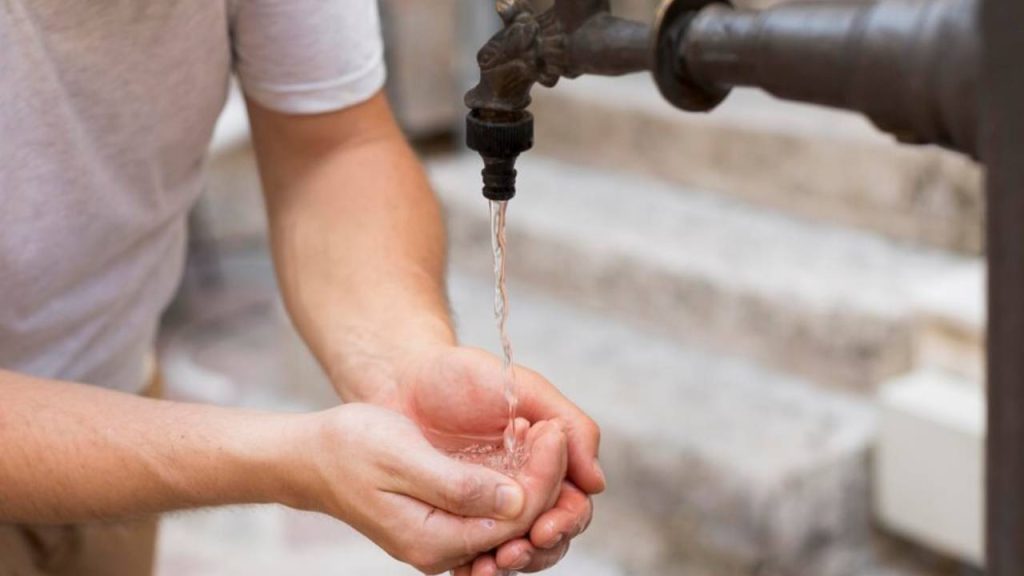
[286,403,567,574]
[392,346,603,573]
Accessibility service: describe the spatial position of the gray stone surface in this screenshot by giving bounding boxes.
[430,154,977,394]
[529,75,985,254]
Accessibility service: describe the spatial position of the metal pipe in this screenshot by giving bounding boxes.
[657,0,980,157]
[553,0,611,33]
[983,0,1024,567]
[566,14,651,77]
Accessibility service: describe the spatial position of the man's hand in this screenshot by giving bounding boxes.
[286,403,567,574]
[390,345,603,573]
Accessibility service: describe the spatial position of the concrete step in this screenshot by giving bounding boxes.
[528,74,984,254]
[430,154,977,394]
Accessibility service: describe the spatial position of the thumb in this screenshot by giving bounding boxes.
[391,442,527,520]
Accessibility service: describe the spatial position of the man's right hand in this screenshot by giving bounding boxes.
[280,403,568,575]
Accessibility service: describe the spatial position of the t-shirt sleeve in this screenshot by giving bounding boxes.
[231,0,386,114]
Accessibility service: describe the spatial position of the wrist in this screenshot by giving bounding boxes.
[264,406,361,518]
[325,314,455,406]
[219,411,312,510]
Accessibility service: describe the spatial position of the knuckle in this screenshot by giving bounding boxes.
[450,472,486,507]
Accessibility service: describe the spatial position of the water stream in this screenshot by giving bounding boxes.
[443,200,524,576]
[441,200,523,476]
[490,199,521,469]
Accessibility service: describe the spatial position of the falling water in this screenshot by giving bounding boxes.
[490,199,521,469]
[440,201,523,477]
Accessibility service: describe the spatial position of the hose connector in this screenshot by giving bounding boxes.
[466,110,534,201]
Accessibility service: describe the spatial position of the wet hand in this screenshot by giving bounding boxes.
[452,480,593,575]
[284,403,568,574]
[397,346,605,494]
[392,346,604,573]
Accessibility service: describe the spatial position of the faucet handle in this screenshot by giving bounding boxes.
[496,0,535,23]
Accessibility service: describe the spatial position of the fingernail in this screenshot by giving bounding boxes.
[594,459,607,487]
[496,484,524,519]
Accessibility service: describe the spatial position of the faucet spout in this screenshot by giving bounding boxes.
[464,0,651,201]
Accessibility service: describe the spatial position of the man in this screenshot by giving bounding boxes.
[0,2,603,575]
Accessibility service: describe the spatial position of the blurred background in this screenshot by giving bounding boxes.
[155,1,987,574]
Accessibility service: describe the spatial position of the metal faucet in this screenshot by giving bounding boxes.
[464,0,651,200]
[465,0,980,200]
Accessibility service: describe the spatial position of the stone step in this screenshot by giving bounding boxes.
[430,154,977,394]
[528,74,984,254]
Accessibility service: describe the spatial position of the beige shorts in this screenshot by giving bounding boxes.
[0,365,163,576]
[0,518,158,576]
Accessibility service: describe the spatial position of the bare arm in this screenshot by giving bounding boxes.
[0,368,565,573]
[247,92,454,404]
[0,369,295,523]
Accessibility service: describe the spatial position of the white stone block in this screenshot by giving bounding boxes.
[875,369,984,566]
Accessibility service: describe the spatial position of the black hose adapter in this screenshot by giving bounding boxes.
[466,110,534,201]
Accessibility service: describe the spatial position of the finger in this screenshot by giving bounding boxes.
[372,490,495,573]
[386,437,526,520]
[494,483,591,570]
[494,538,534,570]
[529,481,593,549]
[451,419,568,552]
[516,367,606,495]
[389,419,569,570]
[471,554,499,576]
[512,417,530,448]
[452,564,473,576]
[518,540,570,573]
[494,536,572,573]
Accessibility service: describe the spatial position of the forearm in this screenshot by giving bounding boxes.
[250,94,455,404]
[0,370,299,523]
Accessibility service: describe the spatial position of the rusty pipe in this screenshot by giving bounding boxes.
[565,13,651,77]
[654,0,981,157]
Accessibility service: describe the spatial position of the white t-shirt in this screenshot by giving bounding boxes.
[0,1,386,392]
